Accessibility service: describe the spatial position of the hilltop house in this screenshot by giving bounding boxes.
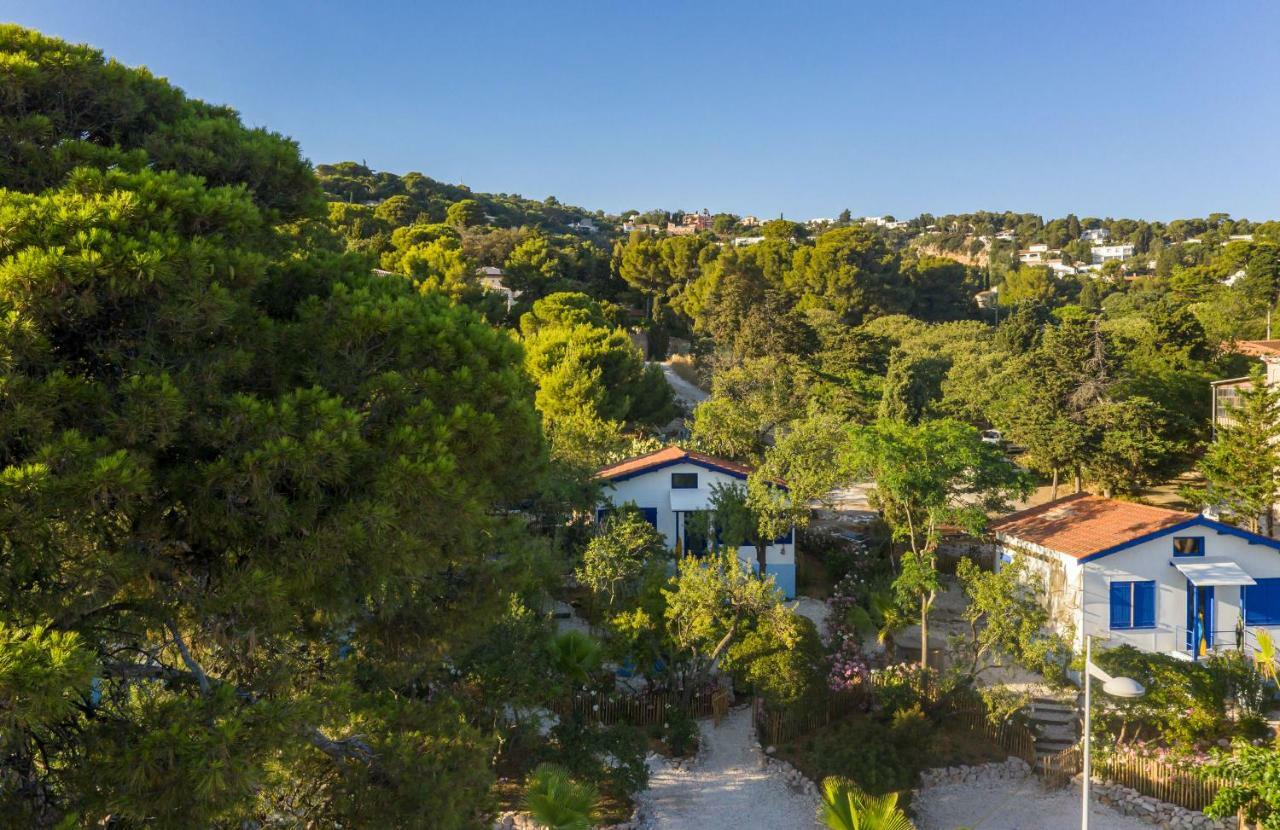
[991,494,1280,661]
[1211,339,1280,433]
[594,447,797,598]
[1090,243,1135,264]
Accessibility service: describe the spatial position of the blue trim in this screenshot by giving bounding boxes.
[602,456,751,483]
[1244,578,1280,626]
[1077,515,1280,562]
[604,455,792,490]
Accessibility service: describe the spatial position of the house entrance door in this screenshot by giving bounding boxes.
[1185,582,1214,656]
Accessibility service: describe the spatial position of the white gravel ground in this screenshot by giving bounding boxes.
[638,707,822,830]
[914,779,1155,830]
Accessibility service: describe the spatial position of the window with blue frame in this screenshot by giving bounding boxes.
[1110,580,1157,630]
[639,507,658,528]
[671,472,699,489]
[1172,536,1205,557]
[1244,578,1280,626]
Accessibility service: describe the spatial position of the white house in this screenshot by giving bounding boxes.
[1081,228,1111,243]
[568,217,598,233]
[476,266,521,311]
[594,447,797,598]
[1090,243,1135,264]
[991,494,1280,661]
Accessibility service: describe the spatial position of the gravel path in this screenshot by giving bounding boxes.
[914,779,1155,830]
[654,362,709,407]
[638,707,822,830]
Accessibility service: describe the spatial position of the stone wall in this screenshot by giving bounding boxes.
[915,757,1032,790]
[491,806,645,830]
[1081,776,1235,830]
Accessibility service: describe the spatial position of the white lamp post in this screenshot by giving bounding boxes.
[1081,634,1146,830]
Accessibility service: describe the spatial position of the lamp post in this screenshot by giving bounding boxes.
[1081,635,1146,830]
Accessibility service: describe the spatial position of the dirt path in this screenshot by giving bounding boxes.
[638,707,821,830]
[654,361,709,408]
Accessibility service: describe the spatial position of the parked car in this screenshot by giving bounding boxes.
[980,429,1003,445]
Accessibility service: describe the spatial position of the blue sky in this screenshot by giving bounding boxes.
[6,1,1279,221]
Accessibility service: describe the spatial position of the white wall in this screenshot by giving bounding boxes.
[599,462,796,597]
[1000,526,1280,657]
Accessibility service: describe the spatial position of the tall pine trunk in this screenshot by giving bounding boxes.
[920,595,930,672]
[1051,468,1060,501]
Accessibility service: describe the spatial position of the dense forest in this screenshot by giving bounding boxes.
[3,23,1280,830]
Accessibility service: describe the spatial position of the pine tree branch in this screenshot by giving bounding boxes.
[165,620,211,696]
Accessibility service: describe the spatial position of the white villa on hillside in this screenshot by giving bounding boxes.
[1090,243,1135,264]
[594,447,797,598]
[991,494,1280,660]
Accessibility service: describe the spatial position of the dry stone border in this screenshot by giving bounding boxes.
[1080,776,1235,830]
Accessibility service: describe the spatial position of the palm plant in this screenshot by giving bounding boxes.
[1256,628,1278,685]
[548,630,603,686]
[524,763,600,830]
[818,776,915,830]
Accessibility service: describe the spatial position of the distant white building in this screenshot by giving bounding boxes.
[1091,243,1136,265]
[1046,260,1081,278]
[740,215,762,227]
[568,217,598,233]
[862,216,910,230]
[732,236,765,247]
[476,266,521,310]
[1081,228,1111,243]
[995,230,1017,242]
[1019,245,1061,265]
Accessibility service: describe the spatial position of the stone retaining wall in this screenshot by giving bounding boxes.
[916,757,1032,790]
[1080,776,1235,830]
[491,806,645,830]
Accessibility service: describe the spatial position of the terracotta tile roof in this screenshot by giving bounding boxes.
[989,493,1193,559]
[1231,339,1280,357]
[595,446,755,481]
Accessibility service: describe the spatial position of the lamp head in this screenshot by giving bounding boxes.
[1102,676,1145,698]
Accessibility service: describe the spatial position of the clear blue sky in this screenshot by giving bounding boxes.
[6,1,1279,221]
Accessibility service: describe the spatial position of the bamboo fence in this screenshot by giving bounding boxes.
[1037,744,1231,815]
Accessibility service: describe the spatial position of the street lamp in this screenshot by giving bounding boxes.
[1081,634,1145,830]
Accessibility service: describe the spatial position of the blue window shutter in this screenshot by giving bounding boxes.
[640,507,658,528]
[1110,582,1132,629]
[774,526,794,545]
[596,507,612,523]
[1133,581,1156,628]
[1244,578,1280,626]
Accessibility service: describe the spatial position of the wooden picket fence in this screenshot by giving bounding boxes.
[948,706,1037,764]
[1095,752,1229,813]
[1037,744,1231,814]
[554,687,717,727]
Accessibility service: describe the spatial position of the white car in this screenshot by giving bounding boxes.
[980,429,1003,446]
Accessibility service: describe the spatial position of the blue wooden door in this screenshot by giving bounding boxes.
[1185,583,1214,655]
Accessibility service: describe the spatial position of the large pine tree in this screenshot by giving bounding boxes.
[0,26,547,827]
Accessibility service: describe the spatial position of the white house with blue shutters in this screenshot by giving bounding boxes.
[594,447,797,599]
[990,494,1280,660]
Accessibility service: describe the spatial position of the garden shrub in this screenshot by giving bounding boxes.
[545,716,649,798]
[804,712,938,795]
[660,705,699,757]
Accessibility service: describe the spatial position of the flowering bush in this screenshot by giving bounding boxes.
[827,632,870,692]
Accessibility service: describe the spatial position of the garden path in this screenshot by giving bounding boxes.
[638,706,822,830]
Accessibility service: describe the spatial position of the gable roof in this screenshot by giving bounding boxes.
[1231,339,1280,357]
[595,446,758,484]
[989,493,1195,560]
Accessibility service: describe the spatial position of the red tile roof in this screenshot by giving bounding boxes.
[1231,339,1280,357]
[989,493,1193,559]
[595,446,755,481]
